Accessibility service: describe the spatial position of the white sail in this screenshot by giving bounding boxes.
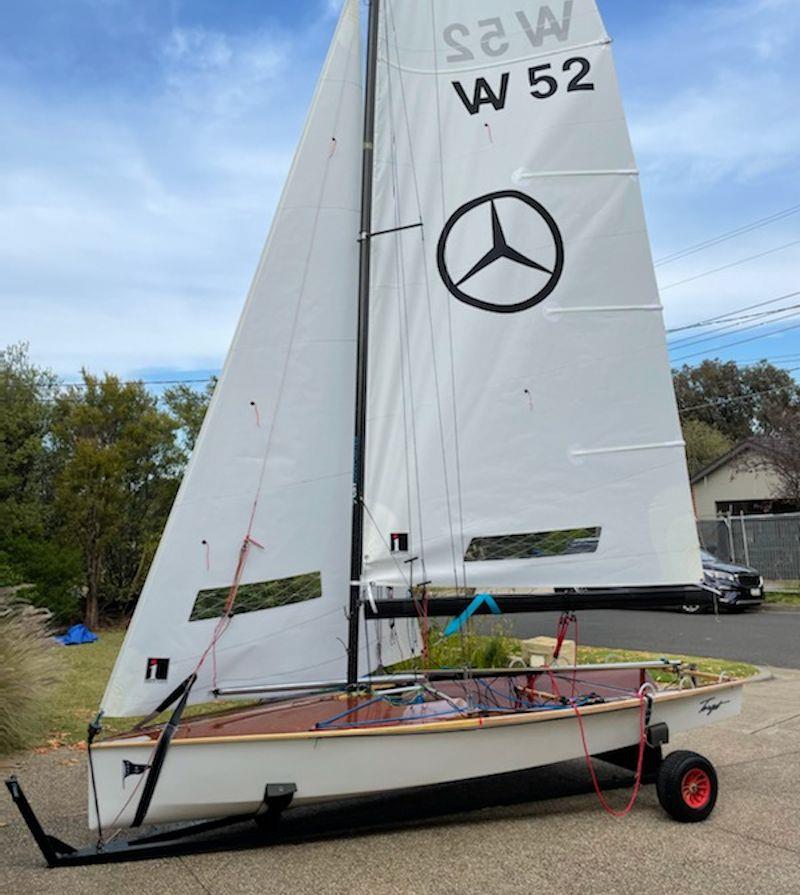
[102,0,412,718]
[362,0,701,591]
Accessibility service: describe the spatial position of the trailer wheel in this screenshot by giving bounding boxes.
[656,750,718,822]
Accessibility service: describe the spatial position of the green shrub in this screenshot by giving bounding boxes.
[9,537,83,625]
[0,595,62,754]
[393,622,519,671]
[0,551,22,587]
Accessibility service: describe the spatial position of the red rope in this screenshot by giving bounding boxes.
[552,612,578,697]
[412,589,430,665]
[574,688,647,817]
[545,613,648,818]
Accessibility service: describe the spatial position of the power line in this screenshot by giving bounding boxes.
[660,239,800,292]
[668,306,800,350]
[671,317,800,363]
[666,289,800,334]
[734,353,800,365]
[678,369,800,415]
[60,376,216,389]
[660,238,800,291]
[655,203,800,267]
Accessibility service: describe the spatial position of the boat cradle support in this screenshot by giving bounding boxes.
[4,776,296,868]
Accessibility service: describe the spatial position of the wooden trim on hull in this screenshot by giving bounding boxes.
[93,680,743,749]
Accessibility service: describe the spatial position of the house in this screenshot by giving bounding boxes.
[691,439,800,518]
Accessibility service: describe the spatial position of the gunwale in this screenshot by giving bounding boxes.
[93,676,742,750]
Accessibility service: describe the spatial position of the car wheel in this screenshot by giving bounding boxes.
[681,602,702,614]
[656,750,718,823]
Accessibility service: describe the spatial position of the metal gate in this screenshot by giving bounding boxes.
[697,513,800,581]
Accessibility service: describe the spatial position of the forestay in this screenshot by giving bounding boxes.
[103,1,411,718]
[363,0,701,591]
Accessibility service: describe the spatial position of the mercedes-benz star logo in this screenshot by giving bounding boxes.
[436,190,564,314]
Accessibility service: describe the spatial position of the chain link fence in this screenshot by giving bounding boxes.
[697,513,800,583]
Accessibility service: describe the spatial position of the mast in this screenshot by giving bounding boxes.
[347,0,381,686]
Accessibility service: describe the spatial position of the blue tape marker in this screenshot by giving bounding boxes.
[443,593,502,637]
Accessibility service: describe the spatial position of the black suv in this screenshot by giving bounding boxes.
[681,551,765,613]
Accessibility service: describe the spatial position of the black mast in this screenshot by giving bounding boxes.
[347,0,381,686]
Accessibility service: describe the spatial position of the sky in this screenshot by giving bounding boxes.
[1,0,799,384]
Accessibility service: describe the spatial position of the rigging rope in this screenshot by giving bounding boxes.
[427,0,470,599]
[382,2,433,602]
[384,0,466,603]
[544,614,649,818]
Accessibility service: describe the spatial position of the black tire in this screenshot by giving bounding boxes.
[681,602,703,614]
[656,750,718,823]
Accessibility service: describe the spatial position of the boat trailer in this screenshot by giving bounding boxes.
[4,777,297,867]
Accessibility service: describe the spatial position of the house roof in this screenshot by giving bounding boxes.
[690,438,765,484]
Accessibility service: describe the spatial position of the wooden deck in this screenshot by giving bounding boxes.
[104,668,655,744]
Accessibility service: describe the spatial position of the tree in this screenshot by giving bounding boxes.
[681,419,733,477]
[0,344,58,551]
[162,378,216,456]
[0,345,82,620]
[742,409,800,504]
[673,359,800,442]
[52,373,181,628]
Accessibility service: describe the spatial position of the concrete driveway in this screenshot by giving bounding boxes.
[2,669,799,895]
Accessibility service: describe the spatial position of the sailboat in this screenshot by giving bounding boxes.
[7,0,744,864]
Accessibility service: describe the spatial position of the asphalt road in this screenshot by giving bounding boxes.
[501,607,800,668]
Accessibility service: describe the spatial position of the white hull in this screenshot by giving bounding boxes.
[89,681,742,830]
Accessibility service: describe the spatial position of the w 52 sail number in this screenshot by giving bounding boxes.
[453,58,594,117]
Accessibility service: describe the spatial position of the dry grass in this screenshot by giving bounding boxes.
[0,595,63,754]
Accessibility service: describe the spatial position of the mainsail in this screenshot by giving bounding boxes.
[103,0,701,718]
[362,0,701,591]
[102,0,413,718]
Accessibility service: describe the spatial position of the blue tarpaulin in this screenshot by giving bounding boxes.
[55,624,98,646]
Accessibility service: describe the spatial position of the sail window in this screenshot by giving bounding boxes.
[464,528,601,563]
[189,572,323,622]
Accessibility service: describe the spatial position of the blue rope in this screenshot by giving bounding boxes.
[315,695,387,729]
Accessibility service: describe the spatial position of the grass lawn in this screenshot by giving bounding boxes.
[40,629,127,749]
[766,591,800,606]
[42,629,248,749]
[38,626,759,751]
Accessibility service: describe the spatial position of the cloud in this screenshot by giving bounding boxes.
[632,70,800,184]
[626,0,800,186]
[161,26,287,118]
[0,9,328,377]
[323,0,345,18]
[3,0,798,378]
[611,0,800,363]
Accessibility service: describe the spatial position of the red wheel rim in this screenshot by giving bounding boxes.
[681,768,712,809]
